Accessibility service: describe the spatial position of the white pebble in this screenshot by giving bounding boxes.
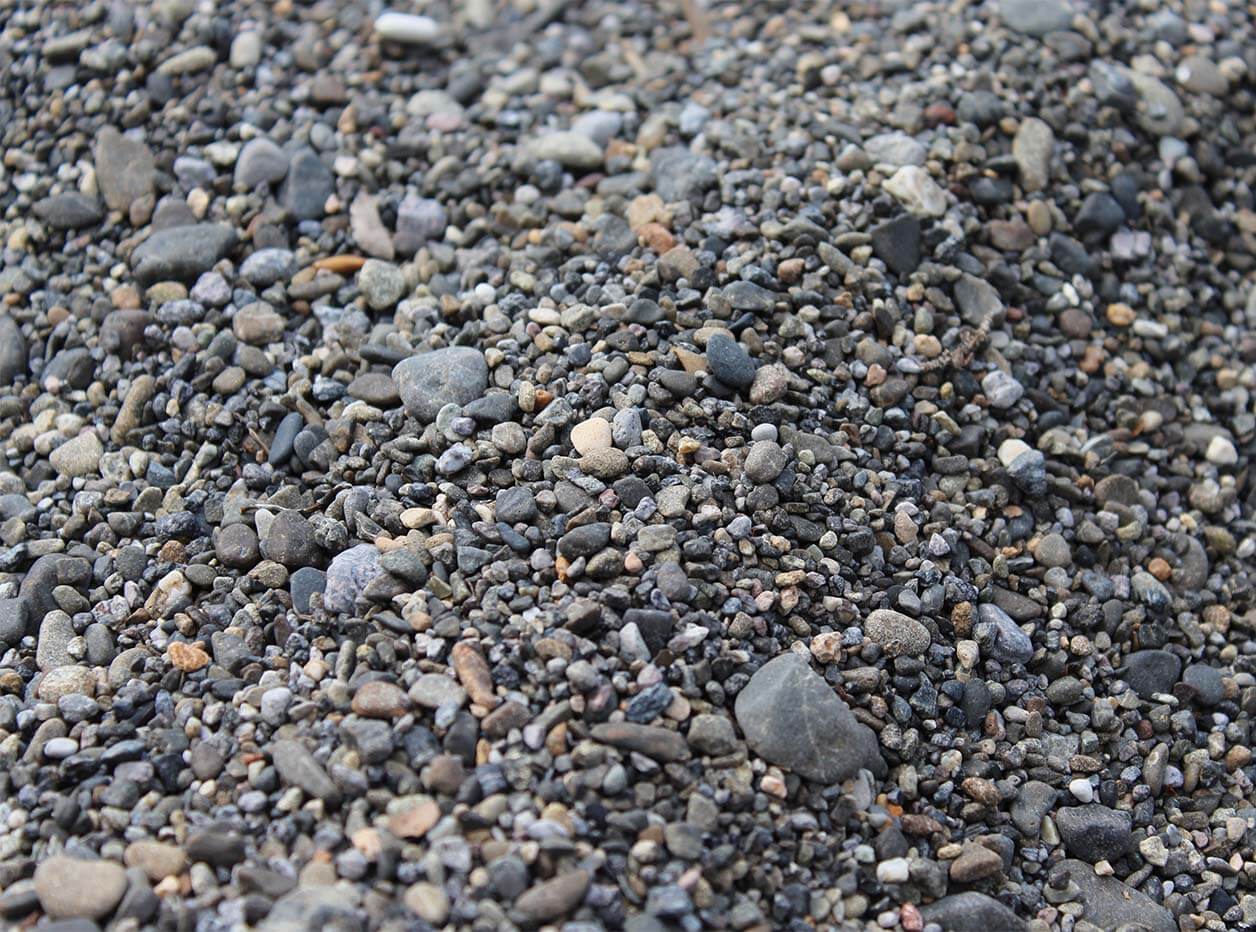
[875,857,910,884]
[374,12,446,45]
[1068,778,1094,802]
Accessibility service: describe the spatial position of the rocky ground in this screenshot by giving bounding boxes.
[0,0,1254,928]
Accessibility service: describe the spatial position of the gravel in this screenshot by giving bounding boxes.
[1,0,1254,928]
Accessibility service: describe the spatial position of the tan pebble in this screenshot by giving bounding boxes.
[451,641,499,709]
[571,417,613,455]
[168,641,209,673]
[1026,200,1052,235]
[387,799,440,839]
[1106,303,1135,326]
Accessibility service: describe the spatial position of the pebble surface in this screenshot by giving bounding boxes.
[0,0,1254,930]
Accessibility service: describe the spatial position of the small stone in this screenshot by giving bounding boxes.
[34,192,104,229]
[954,274,1005,327]
[1056,805,1131,863]
[1012,117,1054,192]
[920,892,1028,932]
[95,126,156,212]
[235,138,289,189]
[131,224,237,285]
[271,739,342,805]
[571,417,613,454]
[705,331,755,390]
[687,713,737,756]
[1206,435,1238,466]
[1001,0,1072,36]
[260,510,320,569]
[982,369,1024,408]
[526,132,603,170]
[124,841,188,882]
[323,544,383,613]
[404,883,450,924]
[282,148,335,220]
[358,260,406,310]
[950,844,1004,882]
[1122,650,1181,699]
[590,722,690,762]
[168,641,209,673]
[865,609,931,657]
[870,215,922,276]
[388,798,440,838]
[579,448,629,480]
[976,603,1033,664]
[375,11,448,45]
[451,641,499,709]
[513,869,591,924]
[352,681,409,718]
[883,165,947,217]
[743,440,787,484]
[1180,663,1225,706]
[50,432,104,478]
[157,45,216,75]
[495,486,538,524]
[1033,533,1071,568]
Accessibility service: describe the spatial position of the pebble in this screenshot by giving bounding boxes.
[865,609,931,657]
[883,165,947,217]
[375,11,448,45]
[49,432,103,478]
[95,126,155,212]
[704,331,755,390]
[1012,117,1054,192]
[35,856,128,920]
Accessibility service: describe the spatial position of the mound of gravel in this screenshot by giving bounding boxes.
[0,0,1254,929]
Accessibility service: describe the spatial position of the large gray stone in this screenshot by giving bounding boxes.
[323,544,383,613]
[919,892,1027,931]
[131,224,237,285]
[260,887,364,932]
[1055,859,1176,932]
[733,653,885,782]
[34,855,128,920]
[1000,0,1072,36]
[392,347,489,422]
[271,739,342,805]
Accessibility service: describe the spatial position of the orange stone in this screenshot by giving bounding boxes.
[168,641,209,673]
[312,255,366,274]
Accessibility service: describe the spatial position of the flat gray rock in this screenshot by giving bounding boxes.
[1055,859,1176,932]
[271,738,342,805]
[734,653,885,782]
[131,224,237,285]
[920,891,1028,931]
[1001,0,1072,36]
